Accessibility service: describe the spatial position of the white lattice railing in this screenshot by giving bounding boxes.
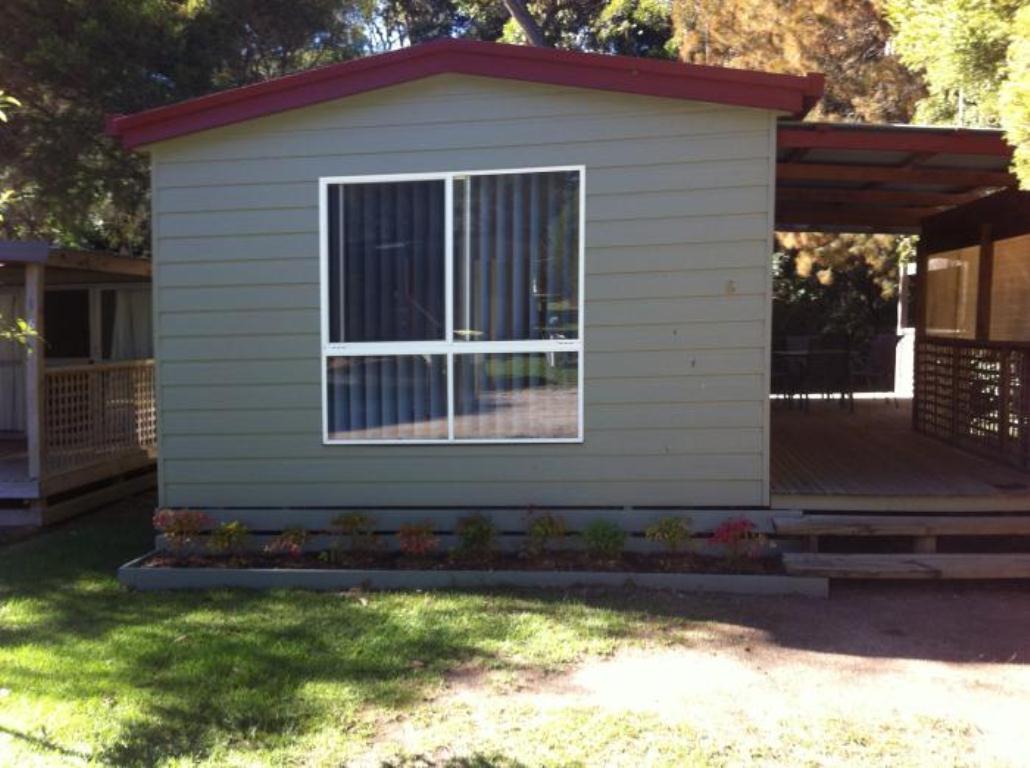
[44,360,156,475]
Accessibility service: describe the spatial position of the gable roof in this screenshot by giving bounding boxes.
[106,39,825,150]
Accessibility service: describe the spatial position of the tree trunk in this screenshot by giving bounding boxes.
[501,0,546,47]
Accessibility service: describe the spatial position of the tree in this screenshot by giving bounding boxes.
[0,0,372,255]
[1001,4,1030,188]
[673,0,924,122]
[887,0,1028,187]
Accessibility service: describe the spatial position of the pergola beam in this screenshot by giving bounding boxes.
[46,249,151,278]
[777,126,1013,156]
[777,162,1017,188]
[776,202,938,229]
[777,187,982,207]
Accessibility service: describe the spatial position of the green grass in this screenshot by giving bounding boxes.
[0,499,687,766]
[0,499,991,767]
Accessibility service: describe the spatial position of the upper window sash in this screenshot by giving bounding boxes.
[320,166,584,354]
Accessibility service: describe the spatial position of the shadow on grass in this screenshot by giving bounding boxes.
[2,494,1029,766]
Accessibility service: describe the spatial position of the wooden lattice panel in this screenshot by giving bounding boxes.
[44,360,156,474]
[915,340,1030,469]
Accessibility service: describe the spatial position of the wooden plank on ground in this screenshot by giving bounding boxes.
[783,553,1030,579]
[773,514,1030,536]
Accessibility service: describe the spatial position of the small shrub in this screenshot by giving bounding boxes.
[454,513,497,558]
[397,522,439,557]
[152,508,211,554]
[711,518,765,562]
[525,510,567,556]
[644,517,692,553]
[582,519,626,560]
[207,521,250,556]
[330,511,379,553]
[264,526,309,558]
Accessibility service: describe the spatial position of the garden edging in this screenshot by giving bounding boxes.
[118,552,829,597]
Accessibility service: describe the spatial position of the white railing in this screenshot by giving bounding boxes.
[44,360,156,475]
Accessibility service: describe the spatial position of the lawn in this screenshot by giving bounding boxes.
[0,496,1024,767]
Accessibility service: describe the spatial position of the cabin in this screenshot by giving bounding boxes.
[106,40,1030,577]
[0,242,156,526]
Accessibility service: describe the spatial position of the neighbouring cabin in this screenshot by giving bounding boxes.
[0,242,156,526]
[106,41,1030,577]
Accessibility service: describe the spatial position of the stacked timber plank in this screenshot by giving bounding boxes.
[775,514,1030,580]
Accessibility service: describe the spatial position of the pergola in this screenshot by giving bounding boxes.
[775,121,1016,234]
[772,121,1029,471]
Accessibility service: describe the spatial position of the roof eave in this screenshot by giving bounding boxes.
[107,40,824,150]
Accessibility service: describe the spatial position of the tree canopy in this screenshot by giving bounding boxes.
[887,0,1029,188]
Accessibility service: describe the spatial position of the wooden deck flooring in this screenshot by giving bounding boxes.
[771,398,1030,512]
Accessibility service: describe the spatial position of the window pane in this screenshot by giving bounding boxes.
[327,355,448,440]
[989,234,1030,342]
[328,180,446,343]
[44,289,90,358]
[454,171,579,342]
[454,352,578,439]
[925,245,979,339]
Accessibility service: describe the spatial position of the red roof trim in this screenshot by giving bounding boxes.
[778,123,1012,157]
[107,39,824,149]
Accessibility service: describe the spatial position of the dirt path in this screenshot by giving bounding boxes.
[365,583,1030,767]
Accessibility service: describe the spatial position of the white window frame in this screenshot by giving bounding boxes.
[319,165,586,445]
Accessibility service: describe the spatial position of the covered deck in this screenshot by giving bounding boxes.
[771,121,1028,509]
[0,242,156,525]
[771,398,1030,512]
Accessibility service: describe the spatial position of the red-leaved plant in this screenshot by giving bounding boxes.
[152,508,212,554]
[710,518,765,562]
[264,527,309,559]
[397,522,439,557]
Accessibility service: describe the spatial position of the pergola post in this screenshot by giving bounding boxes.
[24,263,45,481]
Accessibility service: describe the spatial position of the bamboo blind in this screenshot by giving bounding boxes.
[989,234,1030,342]
[924,245,980,339]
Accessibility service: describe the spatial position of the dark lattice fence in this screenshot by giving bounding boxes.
[915,339,1030,469]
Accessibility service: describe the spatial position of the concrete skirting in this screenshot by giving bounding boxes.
[118,553,828,597]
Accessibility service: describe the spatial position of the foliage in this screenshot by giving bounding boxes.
[525,509,568,555]
[644,516,692,553]
[0,315,37,347]
[152,508,212,553]
[0,0,372,253]
[887,0,1029,187]
[672,0,924,122]
[397,522,440,556]
[1001,4,1030,189]
[330,511,380,552]
[710,518,765,562]
[772,234,913,345]
[264,526,310,558]
[207,520,250,556]
[454,512,498,558]
[581,519,626,559]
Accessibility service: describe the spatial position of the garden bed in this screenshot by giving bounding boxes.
[118,551,828,596]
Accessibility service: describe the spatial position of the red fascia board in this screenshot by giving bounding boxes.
[778,124,1012,157]
[107,39,824,150]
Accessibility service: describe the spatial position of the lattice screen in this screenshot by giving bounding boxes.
[915,340,1029,469]
[44,361,156,474]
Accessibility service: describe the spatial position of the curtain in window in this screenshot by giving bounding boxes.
[327,355,447,440]
[109,289,154,360]
[328,181,446,343]
[0,290,26,432]
[453,171,579,439]
[455,171,579,342]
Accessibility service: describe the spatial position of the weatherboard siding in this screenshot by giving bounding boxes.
[150,74,777,509]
